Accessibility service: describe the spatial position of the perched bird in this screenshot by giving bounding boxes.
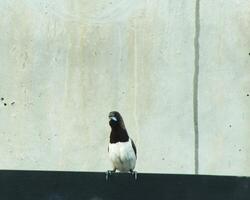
[106,111,137,180]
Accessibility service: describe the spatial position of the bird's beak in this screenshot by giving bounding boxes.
[109,116,118,121]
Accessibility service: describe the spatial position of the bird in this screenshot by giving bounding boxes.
[106,111,137,180]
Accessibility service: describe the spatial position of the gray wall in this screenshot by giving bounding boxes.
[0,0,249,176]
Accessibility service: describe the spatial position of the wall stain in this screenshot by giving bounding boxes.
[0,98,15,107]
[133,19,139,147]
[193,0,200,175]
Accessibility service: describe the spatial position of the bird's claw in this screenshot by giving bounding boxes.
[105,170,111,181]
[131,171,138,180]
[105,170,115,181]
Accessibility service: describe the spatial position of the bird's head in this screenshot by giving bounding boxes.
[108,111,125,129]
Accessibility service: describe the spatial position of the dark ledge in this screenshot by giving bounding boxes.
[0,170,249,200]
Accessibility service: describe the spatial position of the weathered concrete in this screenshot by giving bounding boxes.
[199,0,250,176]
[0,0,249,176]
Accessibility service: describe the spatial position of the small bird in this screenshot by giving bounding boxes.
[106,111,137,180]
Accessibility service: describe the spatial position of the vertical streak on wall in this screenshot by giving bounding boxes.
[194,0,200,174]
[133,20,139,143]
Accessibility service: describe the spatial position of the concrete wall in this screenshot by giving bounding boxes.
[0,0,249,176]
[199,1,250,175]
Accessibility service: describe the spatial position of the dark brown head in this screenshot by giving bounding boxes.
[108,111,126,129]
[108,111,128,143]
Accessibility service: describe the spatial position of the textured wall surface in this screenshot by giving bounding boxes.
[199,1,250,175]
[0,0,249,176]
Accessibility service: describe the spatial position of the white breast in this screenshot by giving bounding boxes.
[108,139,136,172]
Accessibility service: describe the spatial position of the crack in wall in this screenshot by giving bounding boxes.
[194,0,200,175]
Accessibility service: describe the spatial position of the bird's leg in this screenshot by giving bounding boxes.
[129,169,138,180]
[105,168,116,181]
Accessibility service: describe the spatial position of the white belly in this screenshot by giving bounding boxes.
[108,139,136,172]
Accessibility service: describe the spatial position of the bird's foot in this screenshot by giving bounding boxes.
[130,170,138,180]
[105,170,116,181]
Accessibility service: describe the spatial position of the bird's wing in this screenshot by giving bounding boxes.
[131,139,137,157]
